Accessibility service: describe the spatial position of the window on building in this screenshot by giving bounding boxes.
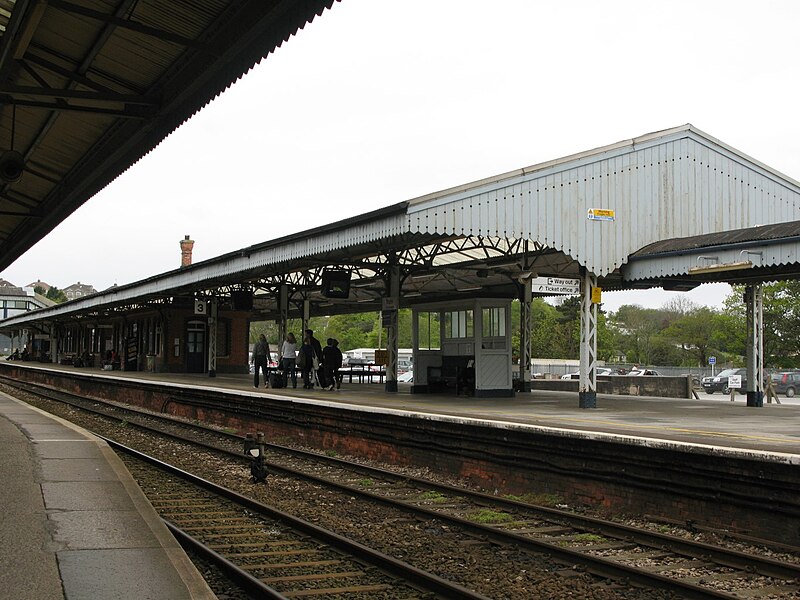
[481,307,507,349]
[186,321,204,353]
[64,329,74,353]
[417,311,440,350]
[444,310,473,339]
[154,323,162,357]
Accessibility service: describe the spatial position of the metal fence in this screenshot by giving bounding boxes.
[530,361,718,379]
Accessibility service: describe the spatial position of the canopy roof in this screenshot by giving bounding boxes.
[0,0,337,271]
[3,125,800,328]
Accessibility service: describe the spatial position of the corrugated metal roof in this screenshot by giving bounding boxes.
[0,0,338,270]
[623,220,800,283]
[404,124,800,277]
[631,220,800,257]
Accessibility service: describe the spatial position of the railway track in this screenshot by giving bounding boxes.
[5,377,800,599]
[112,438,488,599]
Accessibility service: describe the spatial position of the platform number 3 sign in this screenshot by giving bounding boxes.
[194,300,207,315]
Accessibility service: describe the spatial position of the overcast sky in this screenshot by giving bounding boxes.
[3,0,799,313]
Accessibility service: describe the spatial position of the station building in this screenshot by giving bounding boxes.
[3,125,800,406]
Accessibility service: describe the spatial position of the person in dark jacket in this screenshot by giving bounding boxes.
[252,334,270,388]
[299,335,315,389]
[305,329,325,388]
[322,338,343,391]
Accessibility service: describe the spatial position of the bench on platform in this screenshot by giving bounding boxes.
[339,364,385,384]
[428,356,474,395]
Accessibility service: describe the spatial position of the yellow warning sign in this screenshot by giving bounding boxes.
[587,208,615,221]
[591,286,602,304]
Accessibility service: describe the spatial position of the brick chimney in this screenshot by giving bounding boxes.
[180,235,194,268]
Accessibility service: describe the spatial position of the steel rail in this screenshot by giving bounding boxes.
[105,436,492,600]
[18,376,797,581]
[163,521,287,600]
[6,377,799,599]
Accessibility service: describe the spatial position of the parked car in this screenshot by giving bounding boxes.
[770,371,800,397]
[561,367,613,380]
[702,368,747,394]
[629,368,660,376]
[397,370,414,383]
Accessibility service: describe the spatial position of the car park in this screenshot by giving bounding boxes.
[770,371,800,397]
[702,368,747,394]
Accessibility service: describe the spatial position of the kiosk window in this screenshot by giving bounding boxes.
[482,307,506,349]
[445,310,473,339]
[417,311,440,350]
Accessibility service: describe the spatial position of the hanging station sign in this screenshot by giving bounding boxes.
[531,277,580,295]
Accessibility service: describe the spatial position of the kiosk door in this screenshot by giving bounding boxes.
[186,321,206,373]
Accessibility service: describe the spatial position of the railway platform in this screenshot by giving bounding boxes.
[0,391,216,600]
[4,360,800,458]
[3,360,799,547]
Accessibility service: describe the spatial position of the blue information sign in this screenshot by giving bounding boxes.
[709,356,716,365]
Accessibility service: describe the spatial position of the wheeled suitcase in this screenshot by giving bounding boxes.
[268,370,285,388]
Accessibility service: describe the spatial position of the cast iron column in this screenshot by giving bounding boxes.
[207,297,217,377]
[519,277,532,392]
[578,270,598,408]
[745,285,764,407]
[385,264,400,393]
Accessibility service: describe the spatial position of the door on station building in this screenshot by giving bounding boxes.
[186,321,206,373]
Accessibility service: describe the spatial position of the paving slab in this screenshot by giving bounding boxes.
[0,391,216,600]
[58,548,194,600]
[42,481,136,511]
[40,456,121,482]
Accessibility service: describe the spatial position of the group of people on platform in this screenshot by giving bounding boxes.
[252,328,343,391]
[5,346,29,361]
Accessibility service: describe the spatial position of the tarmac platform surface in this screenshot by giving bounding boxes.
[0,391,216,600]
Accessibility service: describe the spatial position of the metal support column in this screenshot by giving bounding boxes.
[302,298,310,334]
[49,325,57,364]
[384,265,400,393]
[519,277,533,392]
[279,285,289,351]
[207,297,218,378]
[745,285,764,407]
[579,270,598,408]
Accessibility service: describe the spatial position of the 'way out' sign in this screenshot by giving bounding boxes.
[531,277,580,295]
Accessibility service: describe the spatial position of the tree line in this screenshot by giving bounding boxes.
[247,282,800,369]
[34,285,68,303]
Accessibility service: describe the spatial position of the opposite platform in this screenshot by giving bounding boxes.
[4,361,800,458]
[0,391,217,600]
